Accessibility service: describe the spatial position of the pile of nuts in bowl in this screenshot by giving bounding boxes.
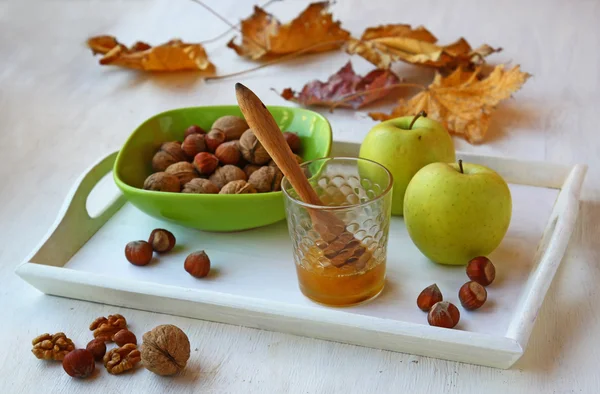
[144,114,303,194]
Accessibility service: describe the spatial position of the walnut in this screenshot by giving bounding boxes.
[248,166,283,193]
[143,172,180,193]
[182,178,220,194]
[32,332,75,361]
[103,343,141,375]
[211,115,249,141]
[90,314,127,341]
[152,142,188,172]
[239,129,270,165]
[209,165,247,189]
[141,324,190,376]
[165,162,198,187]
[243,164,262,178]
[219,180,257,194]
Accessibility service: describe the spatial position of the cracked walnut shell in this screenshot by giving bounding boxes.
[209,165,247,189]
[141,324,190,376]
[249,166,283,193]
[239,129,270,165]
[32,332,75,361]
[90,314,127,341]
[219,180,257,194]
[104,343,141,375]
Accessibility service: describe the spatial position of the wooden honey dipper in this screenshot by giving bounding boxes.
[235,83,371,268]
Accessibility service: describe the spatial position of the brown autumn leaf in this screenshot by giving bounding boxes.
[227,1,350,60]
[277,61,401,110]
[345,24,500,70]
[87,35,215,72]
[369,65,531,143]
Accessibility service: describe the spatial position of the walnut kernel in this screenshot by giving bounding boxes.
[104,343,141,375]
[32,332,75,361]
[90,314,127,341]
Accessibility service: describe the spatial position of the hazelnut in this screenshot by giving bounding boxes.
[143,172,181,193]
[239,129,270,165]
[184,124,206,138]
[215,141,241,165]
[63,349,95,378]
[86,339,107,361]
[182,178,220,194]
[209,165,247,189]
[243,164,261,178]
[416,284,443,311]
[148,228,176,253]
[165,162,198,187]
[125,241,153,266]
[211,115,249,141]
[248,166,283,193]
[458,281,487,310]
[283,131,301,153]
[205,129,226,152]
[113,329,137,346]
[193,152,219,175]
[184,251,211,278]
[152,142,187,172]
[466,256,496,286]
[219,180,257,194]
[427,301,460,328]
[181,133,207,158]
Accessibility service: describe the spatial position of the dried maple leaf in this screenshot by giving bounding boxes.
[369,65,531,143]
[278,62,400,110]
[87,35,215,72]
[345,24,500,70]
[227,2,350,60]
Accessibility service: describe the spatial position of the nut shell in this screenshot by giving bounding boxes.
[466,256,496,286]
[416,284,443,311]
[165,162,198,187]
[141,324,190,376]
[113,329,138,346]
[143,172,181,193]
[184,125,206,138]
[215,141,241,165]
[148,228,176,253]
[152,142,187,172]
[181,134,207,158]
[193,152,219,175]
[212,115,249,141]
[243,164,262,178]
[205,129,226,152]
[63,349,95,378]
[125,241,153,266]
[239,129,270,165]
[182,178,220,194]
[209,165,247,189]
[86,339,107,361]
[184,251,211,278]
[219,180,257,194]
[283,131,301,153]
[458,281,487,310]
[427,301,460,328]
[248,166,283,193]
[269,154,303,168]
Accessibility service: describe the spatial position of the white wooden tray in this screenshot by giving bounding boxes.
[15,141,586,369]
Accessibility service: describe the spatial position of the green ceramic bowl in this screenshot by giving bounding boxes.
[113,105,332,232]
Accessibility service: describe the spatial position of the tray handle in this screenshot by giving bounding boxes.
[24,151,126,267]
[506,164,587,346]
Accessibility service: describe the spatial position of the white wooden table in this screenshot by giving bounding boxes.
[1,0,599,392]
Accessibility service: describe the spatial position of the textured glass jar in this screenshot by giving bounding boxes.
[282,157,393,306]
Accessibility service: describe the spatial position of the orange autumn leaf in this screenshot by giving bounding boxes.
[87,35,215,72]
[369,65,531,143]
[345,24,500,70]
[277,62,400,110]
[227,1,350,60]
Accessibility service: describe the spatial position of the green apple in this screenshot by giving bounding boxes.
[359,115,455,216]
[403,161,512,265]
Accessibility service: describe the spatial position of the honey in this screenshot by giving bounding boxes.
[296,246,386,306]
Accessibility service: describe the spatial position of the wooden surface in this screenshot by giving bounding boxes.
[1,0,599,392]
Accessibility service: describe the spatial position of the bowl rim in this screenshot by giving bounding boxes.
[113,105,333,199]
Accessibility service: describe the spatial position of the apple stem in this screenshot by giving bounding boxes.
[409,111,427,130]
[458,159,464,174]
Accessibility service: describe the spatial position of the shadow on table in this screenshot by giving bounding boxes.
[513,199,599,372]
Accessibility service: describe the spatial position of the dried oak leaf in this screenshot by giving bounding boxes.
[227,2,350,60]
[369,65,530,143]
[278,61,400,110]
[87,35,215,72]
[345,24,500,70]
